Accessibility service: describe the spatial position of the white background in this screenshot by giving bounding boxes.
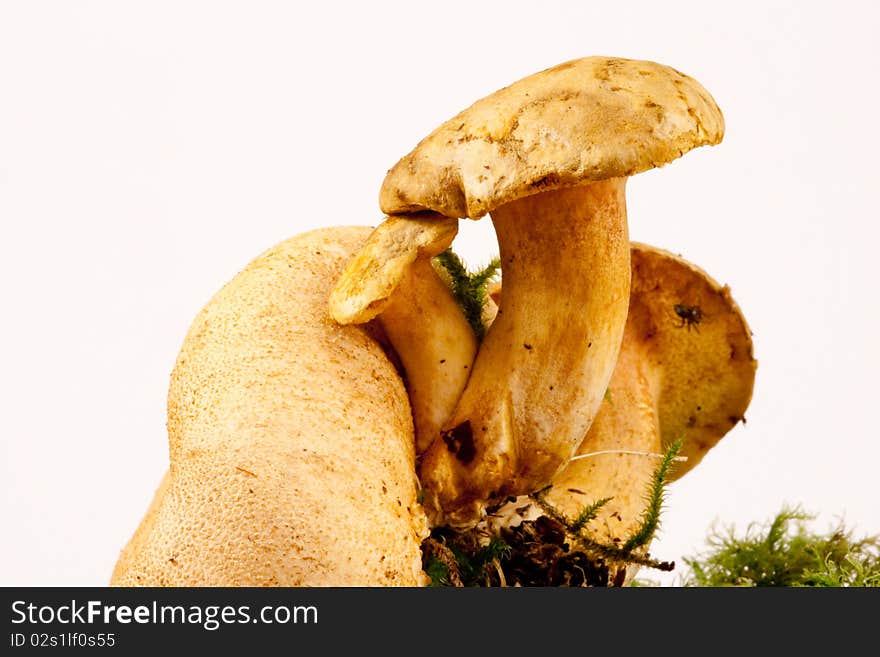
[1,1,878,586]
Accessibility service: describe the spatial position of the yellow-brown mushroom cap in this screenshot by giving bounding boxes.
[627,243,757,479]
[380,56,724,219]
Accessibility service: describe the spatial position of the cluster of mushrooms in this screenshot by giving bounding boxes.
[112,56,757,586]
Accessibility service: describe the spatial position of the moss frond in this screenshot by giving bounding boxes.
[424,558,452,587]
[621,437,683,553]
[530,489,674,571]
[434,249,501,341]
[570,497,613,533]
[681,505,880,587]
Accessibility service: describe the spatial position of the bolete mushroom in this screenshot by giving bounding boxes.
[112,227,431,585]
[492,243,757,568]
[335,56,725,526]
[329,214,478,453]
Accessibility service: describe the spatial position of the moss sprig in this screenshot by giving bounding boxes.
[681,505,880,587]
[570,497,613,533]
[433,249,501,341]
[529,489,674,572]
[621,437,683,553]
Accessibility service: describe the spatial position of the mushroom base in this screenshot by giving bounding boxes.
[419,512,674,587]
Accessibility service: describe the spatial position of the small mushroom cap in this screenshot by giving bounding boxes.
[329,213,457,324]
[380,56,724,219]
[627,243,756,479]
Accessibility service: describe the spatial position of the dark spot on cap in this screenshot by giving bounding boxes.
[687,415,697,428]
[524,343,533,350]
[442,421,477,464]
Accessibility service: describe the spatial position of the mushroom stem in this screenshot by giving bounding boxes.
[543,329,663,545]
[378,257,478,453]
[475,325,664,584]
[420,178,631,525]
[329,215,478,454]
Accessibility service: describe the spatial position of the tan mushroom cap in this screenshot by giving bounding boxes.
[380,56,724,219]
[329,213,457,325]
[625,242,757,477]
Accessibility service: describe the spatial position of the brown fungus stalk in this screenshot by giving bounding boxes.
[329,215,478,453]
[486,244,757,582]
[334,56,726,526]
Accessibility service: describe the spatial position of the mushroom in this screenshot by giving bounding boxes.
[112,227,431,585]
[329,215,478,453]
[335,56,725,526]
[497,243,756,562]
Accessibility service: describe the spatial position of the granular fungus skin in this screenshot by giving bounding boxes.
[112,227,429,586]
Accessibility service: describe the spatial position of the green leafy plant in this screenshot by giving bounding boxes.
[679,505,880,587]
[433,249,500,340]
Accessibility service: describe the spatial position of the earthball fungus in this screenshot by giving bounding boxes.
[112,228,431,586]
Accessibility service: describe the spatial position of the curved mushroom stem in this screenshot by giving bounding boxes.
[378,257,478,453]
[329,214,477,454]
[420,178,631,526]
[478,332,666,585]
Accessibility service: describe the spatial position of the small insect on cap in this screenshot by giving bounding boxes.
[626,243,757,478]
[379,56,725,219]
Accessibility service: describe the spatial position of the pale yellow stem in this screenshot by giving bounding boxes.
[420,179,631,527]
[379,258,477,453]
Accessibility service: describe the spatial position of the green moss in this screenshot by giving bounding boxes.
[680,506,880,587]
[621,438,682,553]
[424,558,452,587]
[433,249,500,341]
[570,497,612,533]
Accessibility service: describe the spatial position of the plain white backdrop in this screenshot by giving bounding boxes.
[1,1,878,586]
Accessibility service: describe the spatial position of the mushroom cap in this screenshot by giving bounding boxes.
[328,213,457,324]
[627,242,756,479]
[380,56,724,219]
